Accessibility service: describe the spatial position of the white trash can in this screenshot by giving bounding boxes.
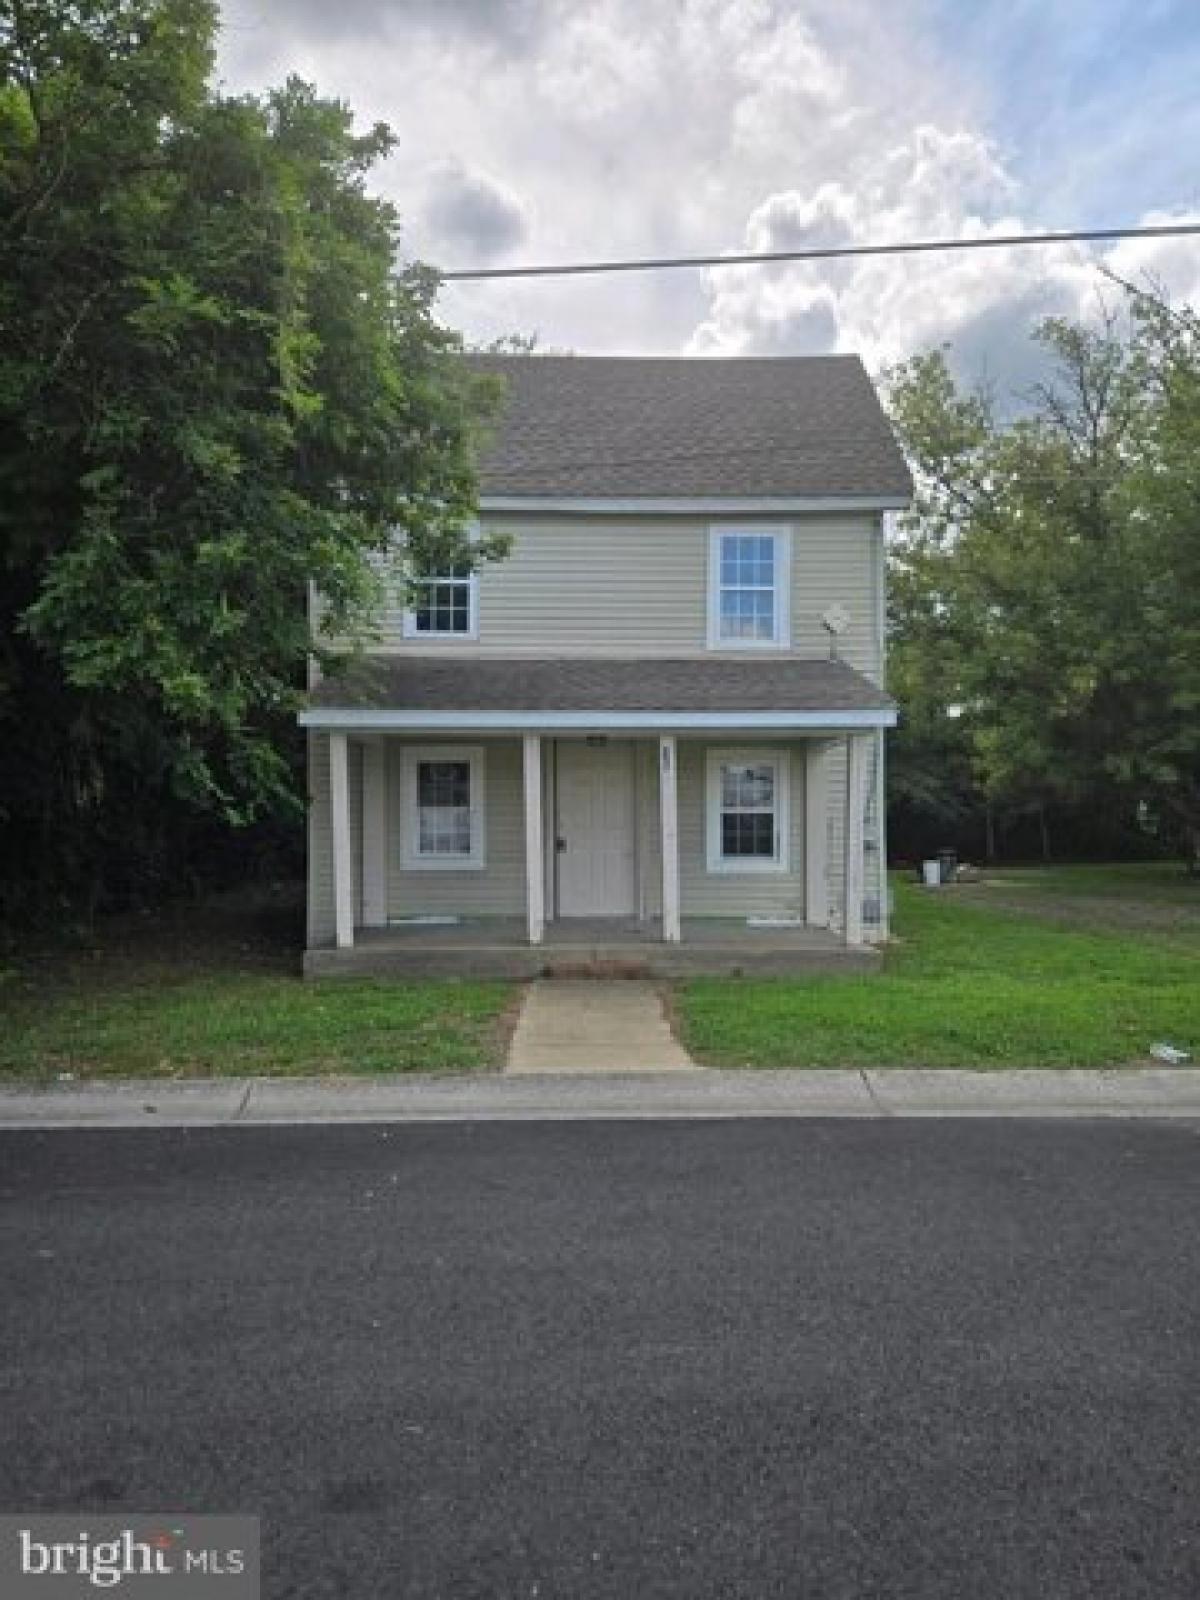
[922,859,941,887]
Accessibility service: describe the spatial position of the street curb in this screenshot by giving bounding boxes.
[2,1068,1200,1128]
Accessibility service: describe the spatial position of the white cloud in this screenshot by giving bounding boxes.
[689,127,1200,397]
[688,125,1061,373]
[215,0,1200,387]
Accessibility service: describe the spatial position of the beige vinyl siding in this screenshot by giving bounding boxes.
[351,511,880,681]
[679,740,807,919]
[817,732,886,942]
[629,740,806,921]
[309,736,525,944]
[307,507,890,949]
[307,734,330,945]
[305,730,889,946]
[386,738,525,919]
[635,742,662,919]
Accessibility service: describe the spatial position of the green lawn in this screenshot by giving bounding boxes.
[986,861,1200,904]
[0,890,514,1081]
[6,867,1199,1080]
[0,973,514,1080]
[1,974,517,1081]
[677,870,1200,1069]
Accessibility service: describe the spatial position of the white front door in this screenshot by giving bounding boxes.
[556,741,636,916]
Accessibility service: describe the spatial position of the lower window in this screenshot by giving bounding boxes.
[400,745,485,870]
[706,749,789,873]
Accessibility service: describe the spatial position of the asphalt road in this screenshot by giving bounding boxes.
[2,1119,1199,1599]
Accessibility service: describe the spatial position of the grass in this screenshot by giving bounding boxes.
[0,974,514,1081]
[0,888,515,1082]
[677,870,1200,1069]
[986,861,1200,903]
[6,866,1199,1081]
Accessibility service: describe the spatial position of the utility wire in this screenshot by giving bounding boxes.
[441,221,1200,282]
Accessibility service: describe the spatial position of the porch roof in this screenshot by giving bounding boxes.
[299,656,896,732]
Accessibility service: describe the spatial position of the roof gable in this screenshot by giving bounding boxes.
[463,353,912,503]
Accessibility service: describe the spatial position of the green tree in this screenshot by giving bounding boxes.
[0,0,502,921]
[886,545,985,858]
[1117,290,1200,865]
[886,309,1197,867]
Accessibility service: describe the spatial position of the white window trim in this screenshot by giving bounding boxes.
[400,744,486,871]
[705,747,791,875]
[401,568,480,641]
[706,525,792,651]
[400,522,481,641]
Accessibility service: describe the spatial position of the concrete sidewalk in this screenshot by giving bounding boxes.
[505,980,695,1074]
[2,1068,1200,1127]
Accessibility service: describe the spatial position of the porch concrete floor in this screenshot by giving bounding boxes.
[505,980,697,1074]
[303,917,882,979]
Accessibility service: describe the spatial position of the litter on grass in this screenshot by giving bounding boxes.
[1150,1042,1192,1065]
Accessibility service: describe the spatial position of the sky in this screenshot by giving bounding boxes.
[215,0,1200,396]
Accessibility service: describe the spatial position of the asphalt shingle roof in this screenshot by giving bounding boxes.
[307,656,893,715]
[463,354,912,501]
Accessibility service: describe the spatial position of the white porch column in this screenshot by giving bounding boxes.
[361,738,387,929]
[843,733,870,947]
[658,735,681,943]
[874,728,889,941]
[804,741,830,927]
[329,731,354,950]
[523,734,545,946]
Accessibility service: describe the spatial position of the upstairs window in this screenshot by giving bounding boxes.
[707,527,790,648]
[403,562,478,638]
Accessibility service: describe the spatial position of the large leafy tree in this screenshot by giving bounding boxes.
[1119,291,1200,864]
[886,308,1199,867]
[0,0,500,921]
[886,548,986,860]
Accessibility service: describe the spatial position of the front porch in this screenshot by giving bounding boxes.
[303,915,881,979]
[300,655,897,973]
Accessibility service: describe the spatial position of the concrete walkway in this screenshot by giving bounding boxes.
[2,1069,1200,1128]
[505,979,695,1074]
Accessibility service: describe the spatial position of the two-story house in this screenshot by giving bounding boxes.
[300,354,911,975]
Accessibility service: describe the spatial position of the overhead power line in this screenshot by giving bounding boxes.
[440,221,1200,283]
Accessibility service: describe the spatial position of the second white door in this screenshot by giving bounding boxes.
[556,741,636,916]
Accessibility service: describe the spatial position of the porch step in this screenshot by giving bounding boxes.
[303,941,881,981]
[542,957,653,980]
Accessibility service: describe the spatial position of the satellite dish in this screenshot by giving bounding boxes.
[821,604,851,656]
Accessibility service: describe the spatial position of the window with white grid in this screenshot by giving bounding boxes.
[705,749,790,873]
[403,562,478,638]
[401,746,485,870]
[708,527,791,648]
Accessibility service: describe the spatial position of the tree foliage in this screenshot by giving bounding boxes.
[886,301,1200,866]
[0,0,500,922]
